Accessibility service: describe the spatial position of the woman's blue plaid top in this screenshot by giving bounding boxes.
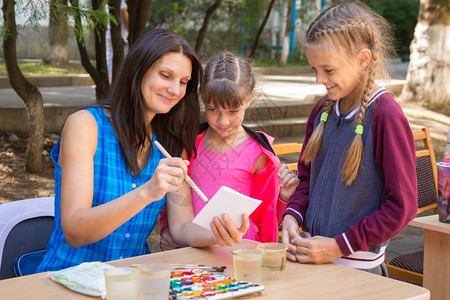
[37,107,166,272]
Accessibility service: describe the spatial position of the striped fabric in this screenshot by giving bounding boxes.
[416,156,437,208]
[37,107,165,272]
[333,245,387,270]
[389,250,424,274]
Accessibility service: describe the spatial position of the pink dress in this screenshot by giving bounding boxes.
[159,125,284,243]
[189,135,262,241]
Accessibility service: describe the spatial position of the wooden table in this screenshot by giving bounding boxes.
[0,240,429,299]
[409,214,450,300]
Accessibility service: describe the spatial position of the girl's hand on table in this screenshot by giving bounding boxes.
[210,214,250,246]
[291,235,343,264]
[282,214,302,261]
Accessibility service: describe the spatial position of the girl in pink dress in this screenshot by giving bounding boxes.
[160,51,299,249]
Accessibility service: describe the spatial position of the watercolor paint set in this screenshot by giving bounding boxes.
[170,269,264,299]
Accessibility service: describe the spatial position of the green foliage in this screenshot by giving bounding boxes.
[362,0,420,55]
[147,0,190,32]
[19,1,48,31]
[146,0,283,61]
[1,0,113,44]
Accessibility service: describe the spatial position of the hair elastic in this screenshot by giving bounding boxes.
[320,112,329,122]
[355,125,364,135]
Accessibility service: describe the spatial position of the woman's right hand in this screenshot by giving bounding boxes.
[144,157,189,201]
[282,214,302,261]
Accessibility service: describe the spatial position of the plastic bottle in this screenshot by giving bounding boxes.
[444,129,450,166]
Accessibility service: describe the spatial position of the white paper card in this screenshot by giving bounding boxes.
[192,186,262,231]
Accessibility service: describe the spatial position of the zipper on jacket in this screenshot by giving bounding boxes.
[310,120,341,235]
[336,116,343,128]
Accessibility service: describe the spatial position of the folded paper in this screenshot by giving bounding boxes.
[49,261,116,298]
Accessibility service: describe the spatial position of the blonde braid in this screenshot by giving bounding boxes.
[301,98,334,164]
[306,5,339,42]
[341,23,379,186]
[302,20,373,167]
[301,1,393,181]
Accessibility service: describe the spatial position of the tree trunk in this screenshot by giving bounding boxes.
[195,0,222,53]
[278,0,292,67]
[70,0,109,100]
[109,0,125,83]
[249,0,276,59]
[2,0,44,172]
[127,0,152,48]
[49,0,69,65]
[399,0,450,115]
[91,0,109,99]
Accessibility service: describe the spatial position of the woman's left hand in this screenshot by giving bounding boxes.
[291,235,343,264]
[210,214,250,246]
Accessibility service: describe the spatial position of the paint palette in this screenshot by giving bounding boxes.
[170,269,264,299]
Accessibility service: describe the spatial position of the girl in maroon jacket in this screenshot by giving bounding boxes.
[282,1,417,276]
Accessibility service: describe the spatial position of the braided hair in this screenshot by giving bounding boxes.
[201,51,256,108]
[300,1,394,185]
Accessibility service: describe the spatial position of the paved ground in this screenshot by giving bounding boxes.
[0,85,97,108]
[0,62,408,108]
[1,60,448,265]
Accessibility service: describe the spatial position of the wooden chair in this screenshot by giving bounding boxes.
[272,142,303,173]
[272,142,303,240]
[386,127,438,286]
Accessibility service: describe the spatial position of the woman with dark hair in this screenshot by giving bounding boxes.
[37,29,249,272]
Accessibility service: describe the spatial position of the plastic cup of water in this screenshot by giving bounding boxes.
[137,264,171,300]
[256,243,288,281]
[104,267,140,300]
[231,248,264,284]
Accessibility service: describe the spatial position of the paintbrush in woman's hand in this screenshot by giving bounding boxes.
[154,140,209,203]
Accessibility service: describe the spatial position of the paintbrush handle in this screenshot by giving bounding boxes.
[184,176,209,203]
[154,141,209,203]
[169,264,205,267]
[154,141,171,158]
